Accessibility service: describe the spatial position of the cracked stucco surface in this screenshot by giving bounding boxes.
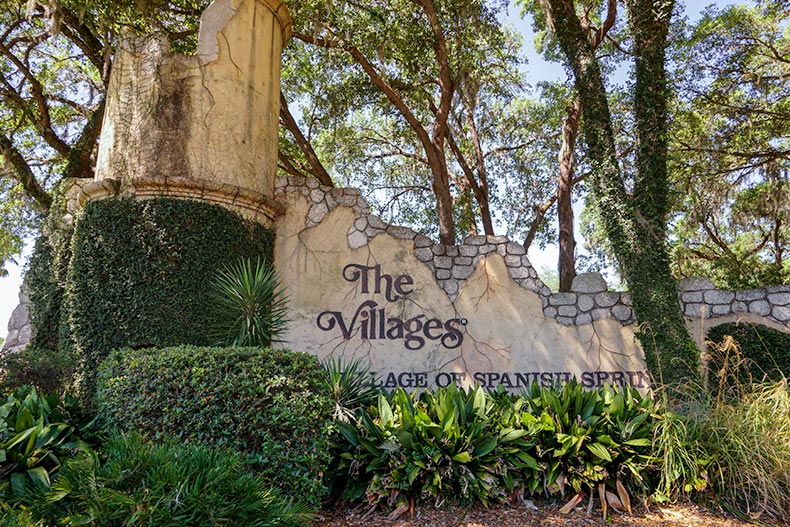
[274,178,648,390]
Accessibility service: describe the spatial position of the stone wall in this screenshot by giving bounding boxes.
[279,177,642,330]
[1,285,30,356]
[273,176,790,390]
[4,175,790,383]
[274,176,647,391]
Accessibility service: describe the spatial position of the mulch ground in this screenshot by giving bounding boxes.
[311,500,769,527]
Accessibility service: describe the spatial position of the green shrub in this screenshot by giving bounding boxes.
[0,387,92,505]
[95,345,333,504]
[330,382,657,510]
[521,380,656,495]
[64,197,275,388]
[707,322,790,389]
[13,433,314,527]
[0,346,77,396]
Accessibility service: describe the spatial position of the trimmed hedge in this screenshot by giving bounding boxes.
[707,322,790,386]
[64,197,275,379]
[95,345,333,504]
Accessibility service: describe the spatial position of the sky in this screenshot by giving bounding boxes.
[0,0,736,340]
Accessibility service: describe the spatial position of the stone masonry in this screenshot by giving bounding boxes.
[276,176,789,334]
[1,285,31,356]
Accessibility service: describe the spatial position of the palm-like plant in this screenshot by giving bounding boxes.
[208,258,289,347]
[322,357,379,423]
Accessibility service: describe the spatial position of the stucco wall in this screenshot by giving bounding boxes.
[85,0,289,226]
[273,176,790,391]
[273,177,648,391]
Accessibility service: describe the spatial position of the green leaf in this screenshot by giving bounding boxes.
[15,406,33,432]
[408,465,421,485]
[452,451,472,463]
[27,466,51,489]
[473,437,498,457]
[586,442,612,462]
[622,438,652,447]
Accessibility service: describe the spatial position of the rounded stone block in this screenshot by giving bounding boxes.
[548,292,577,306]
[772,305,790,322]
[595,292,619,308]
[679,276,716,291]
[414,234,433,248]
[767,292,790,306]
[577,295,595,312]
[434,256,453,269]
[347,229,368,249]
[508,266,531,279]
[711,304,732,315]
[703,290,735,305]
[748,300,771,316]
[464,234,486,245]
[387,226,416,240]
[441,280,459,296]
[612,305,633,322]
[558,305,578,317]
[570,272,608,293]
[680,291,703,303]
[459,245,478,257]
[735,289,765,302]
[414,247,433,262]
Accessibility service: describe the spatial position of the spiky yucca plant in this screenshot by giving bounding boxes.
[208,258,289,347]
[322,357,380,423]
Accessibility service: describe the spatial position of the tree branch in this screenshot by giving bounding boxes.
[0,133,52,210]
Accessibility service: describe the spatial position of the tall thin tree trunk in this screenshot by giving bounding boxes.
[543,0,699,385]
[558,98,580,292]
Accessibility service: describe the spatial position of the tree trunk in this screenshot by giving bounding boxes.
[557,98,580,292]
[544,0,699,385]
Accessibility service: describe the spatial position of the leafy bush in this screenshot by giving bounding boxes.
[0,387,91,505]
[707,322,790,388]
[209,258,289,347]
[521,380,656,495]
[10,433,314,527]
[330,381,657,510]
[64,197,275,389]
[96,345,333,504]
[0,346,77,396]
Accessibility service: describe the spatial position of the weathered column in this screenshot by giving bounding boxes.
[84,0,291,226]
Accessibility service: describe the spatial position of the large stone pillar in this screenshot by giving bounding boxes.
[84,0,290,226]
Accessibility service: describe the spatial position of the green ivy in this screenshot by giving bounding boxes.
[63,197,274,388]
[95,345,333,505]
[26,183,75,354]
[707,323,790,388]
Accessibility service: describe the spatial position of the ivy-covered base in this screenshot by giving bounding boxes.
[63,197,274,384]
